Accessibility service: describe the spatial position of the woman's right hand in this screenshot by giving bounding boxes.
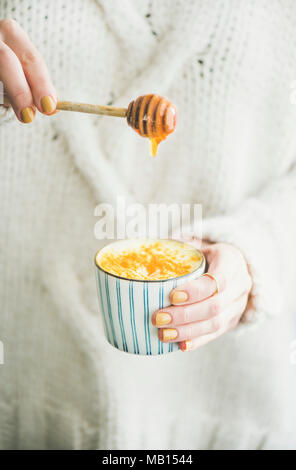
[0,18,57,123]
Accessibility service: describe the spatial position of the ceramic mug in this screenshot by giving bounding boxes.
[95,239,205,355]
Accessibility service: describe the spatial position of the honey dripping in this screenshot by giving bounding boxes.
[126,94,177,157]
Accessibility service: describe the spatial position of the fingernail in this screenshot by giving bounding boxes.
[162,328,178,341]
[179,340,193,352]
[20,107,35,123]
[171,290,188,304]
[155,312,172,326]
[41,95,56,114]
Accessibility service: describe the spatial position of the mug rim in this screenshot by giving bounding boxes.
[94,238,206,283]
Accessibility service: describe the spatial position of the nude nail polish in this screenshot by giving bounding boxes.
[171,290,188,304]
[155,312,172,326]
[20,107,35,123]
[180,340,193,352]
[41,96,56,114]
[162,328,178,341]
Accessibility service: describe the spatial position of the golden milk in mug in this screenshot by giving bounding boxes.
[95,239,205,355]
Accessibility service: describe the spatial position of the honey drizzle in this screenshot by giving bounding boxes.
[149,138,161,157]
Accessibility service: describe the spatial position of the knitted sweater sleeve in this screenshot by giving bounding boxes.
[0,105,14,125]
[202,163,296,327]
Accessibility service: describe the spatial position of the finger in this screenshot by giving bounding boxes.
[179,329,226,351]
[170,272,223,306]
[179,314,241,351]
[0,39,35,122]
[177,237,213,251]
[152,291,230,327]
[158,316,222,343]
[169,240,250,305]
[1,19,57,115]
[159,294,247,343]
[203,242,251,289]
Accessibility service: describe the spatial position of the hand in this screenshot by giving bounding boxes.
[152,240,253,351]
[0,19,57,123]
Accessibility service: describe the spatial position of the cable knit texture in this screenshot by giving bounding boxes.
[1,0,296,450]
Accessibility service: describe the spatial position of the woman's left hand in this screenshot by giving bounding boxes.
[152,241,253,351]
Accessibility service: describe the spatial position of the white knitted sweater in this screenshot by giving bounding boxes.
[1,0,296,450]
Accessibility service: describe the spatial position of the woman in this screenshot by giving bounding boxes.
[0,0,296,449]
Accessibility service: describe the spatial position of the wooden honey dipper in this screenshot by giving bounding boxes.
[57,94,177,156]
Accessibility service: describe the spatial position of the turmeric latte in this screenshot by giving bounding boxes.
[96,239,203,281]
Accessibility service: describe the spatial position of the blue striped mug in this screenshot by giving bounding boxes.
[95,239,205,355]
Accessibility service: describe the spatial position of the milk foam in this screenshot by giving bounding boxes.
[96,239,203,281]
